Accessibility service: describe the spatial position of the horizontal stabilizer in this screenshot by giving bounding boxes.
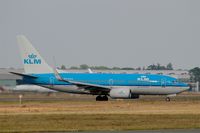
[10,72,38,79]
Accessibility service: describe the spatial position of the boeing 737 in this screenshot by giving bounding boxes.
[11,35,189,101]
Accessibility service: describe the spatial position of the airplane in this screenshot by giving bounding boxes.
[10,35,189,101]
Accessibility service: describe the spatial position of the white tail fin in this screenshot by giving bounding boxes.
[17,35,53,74]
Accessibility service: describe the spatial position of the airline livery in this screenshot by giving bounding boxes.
[11,35,189,101]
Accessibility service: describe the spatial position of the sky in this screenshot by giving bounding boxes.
[0,0,200,69]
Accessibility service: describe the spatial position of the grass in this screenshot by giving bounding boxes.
[0,92,200,132]
[0,114,200,132]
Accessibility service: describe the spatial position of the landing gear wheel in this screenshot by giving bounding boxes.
[96,95,102,101]
[96,95,108,101]
[165,97,170,102]
[102,95,108,101]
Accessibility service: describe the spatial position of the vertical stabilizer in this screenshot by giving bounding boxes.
[17,35,53,74]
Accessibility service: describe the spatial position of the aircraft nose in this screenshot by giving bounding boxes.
[182,84,190,91]
[184,86,190,91]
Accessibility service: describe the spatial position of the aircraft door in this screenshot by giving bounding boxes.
[161,79,166,87]
[109,79,114,86]
[49,77,55,87]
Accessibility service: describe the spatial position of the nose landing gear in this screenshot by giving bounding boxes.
[96,95,108,101]
[165,94,176,102]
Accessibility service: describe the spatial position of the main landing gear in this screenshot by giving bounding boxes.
[96,95,108,101]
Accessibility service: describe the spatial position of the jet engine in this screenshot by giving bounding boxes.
[110,88,139,99]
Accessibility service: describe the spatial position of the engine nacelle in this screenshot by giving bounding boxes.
[110,88,139,99]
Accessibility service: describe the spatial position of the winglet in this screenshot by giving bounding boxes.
[53,68,65,81]
[88,68,93,73]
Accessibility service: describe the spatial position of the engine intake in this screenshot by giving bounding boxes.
[110,88,139,99]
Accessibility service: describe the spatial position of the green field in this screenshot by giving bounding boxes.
[0,93,200,132]
[1,114,200,132]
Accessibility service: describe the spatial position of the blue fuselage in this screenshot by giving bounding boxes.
[20,73,188,87]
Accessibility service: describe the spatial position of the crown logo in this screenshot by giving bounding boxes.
[28,53,37,59]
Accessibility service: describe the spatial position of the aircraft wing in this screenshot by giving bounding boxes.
[68,80,110,90]
[54,68,110,92]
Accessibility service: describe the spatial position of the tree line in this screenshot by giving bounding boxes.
[60,64,200,84]
[60,63,174,70]
[189,67,200,83]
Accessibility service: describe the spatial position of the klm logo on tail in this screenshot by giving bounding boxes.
[24,53,41,64]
